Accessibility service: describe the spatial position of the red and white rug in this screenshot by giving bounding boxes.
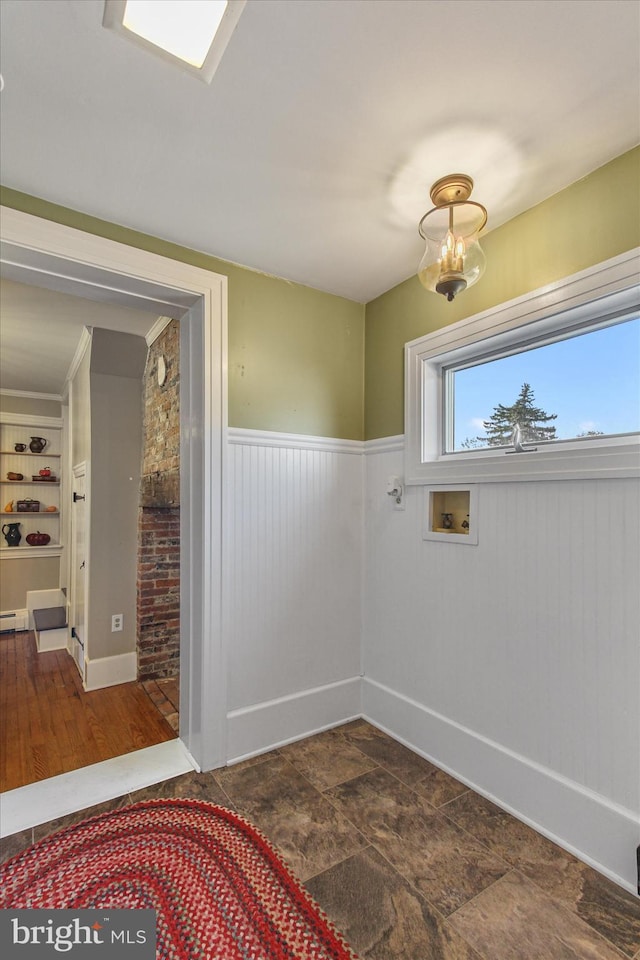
[1,798,359,959]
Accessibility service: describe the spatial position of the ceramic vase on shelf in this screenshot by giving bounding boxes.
[29,437,47,453]
[2,522,21,547]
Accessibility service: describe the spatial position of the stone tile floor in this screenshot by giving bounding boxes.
[2,720,639,959]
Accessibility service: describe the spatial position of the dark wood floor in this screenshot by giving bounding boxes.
[0,631,177,792]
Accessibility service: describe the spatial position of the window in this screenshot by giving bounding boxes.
[448,315,639,452]
[405,249,640,484]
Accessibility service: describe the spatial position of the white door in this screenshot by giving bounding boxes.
[70,466,87,674]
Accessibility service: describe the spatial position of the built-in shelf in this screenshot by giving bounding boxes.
[423,485,478,545]
[0,543,63,559]
[1,543,62,550]
[0,451,61,457]
[3,511,59,516]
[0,418,63,558]
[1,480,60,485]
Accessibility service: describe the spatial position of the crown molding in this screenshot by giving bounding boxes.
[64,327,92,387]
[145,315,174,347]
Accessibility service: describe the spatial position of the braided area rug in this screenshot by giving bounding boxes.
[0,798,359,959]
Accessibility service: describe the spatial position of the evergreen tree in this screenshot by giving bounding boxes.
[481,383,557,447]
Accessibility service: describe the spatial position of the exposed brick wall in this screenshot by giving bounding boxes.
[137,321,180,681]
[137,509,180,679]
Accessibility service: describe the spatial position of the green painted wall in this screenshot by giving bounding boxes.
[3,145,638,443]
[0,188,365,440]
[365,147,640,439]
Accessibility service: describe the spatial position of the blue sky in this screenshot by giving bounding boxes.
[452,317,640,448]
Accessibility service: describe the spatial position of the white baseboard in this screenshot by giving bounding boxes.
[226,676,362,763]
[362,677,639,895]
[83,651,137,691]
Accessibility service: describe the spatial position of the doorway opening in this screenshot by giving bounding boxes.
[0,206,228,823]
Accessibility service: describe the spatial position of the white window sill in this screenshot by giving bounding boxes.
[406,438,640,485]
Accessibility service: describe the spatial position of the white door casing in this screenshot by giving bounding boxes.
[70,463,87,675]
[0,206,228,772]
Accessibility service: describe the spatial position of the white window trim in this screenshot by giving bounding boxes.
[405,248,640,484]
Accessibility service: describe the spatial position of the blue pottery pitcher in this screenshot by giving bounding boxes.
[2,522,21,546]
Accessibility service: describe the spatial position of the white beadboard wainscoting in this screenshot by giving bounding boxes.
[221,428,639,891]
[225,429,364,761]
[364,439,640,893]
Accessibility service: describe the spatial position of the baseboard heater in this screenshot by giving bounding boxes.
[0,610,28,633]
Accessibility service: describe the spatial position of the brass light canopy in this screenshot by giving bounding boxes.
[418,173,488,302]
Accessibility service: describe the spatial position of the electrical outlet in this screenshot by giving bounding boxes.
[111,614,123,632]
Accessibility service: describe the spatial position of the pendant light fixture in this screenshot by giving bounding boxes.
[417,174,487,302]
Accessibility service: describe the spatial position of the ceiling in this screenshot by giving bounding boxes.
[0,0,639,395]
[0,278,159,394]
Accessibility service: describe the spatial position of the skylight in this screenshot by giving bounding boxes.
[122,1,226,68]
[103,0,246,82]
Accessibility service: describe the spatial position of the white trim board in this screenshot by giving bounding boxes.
[362,677,639,894]
[364,435,404,455]
[229,428,404,456]
[0,741,197,837]
[228,427,364,455]
[226,676,362,762]
[83,651,137,691]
